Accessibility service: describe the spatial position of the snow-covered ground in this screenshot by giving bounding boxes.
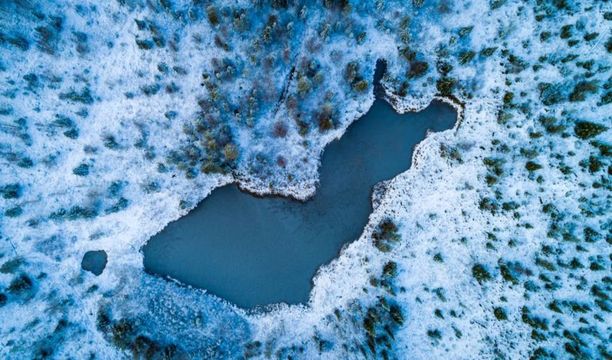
[0,0,609,358]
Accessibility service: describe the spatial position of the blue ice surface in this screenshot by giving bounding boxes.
[143,99,457,309]
[81,250,108,276]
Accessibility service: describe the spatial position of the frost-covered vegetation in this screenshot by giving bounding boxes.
[0,0,610,359]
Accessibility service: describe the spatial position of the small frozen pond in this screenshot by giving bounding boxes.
[143,99,456,309]
[81,250,108,276]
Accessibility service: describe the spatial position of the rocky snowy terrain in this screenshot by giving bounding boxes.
[0,0,609,358]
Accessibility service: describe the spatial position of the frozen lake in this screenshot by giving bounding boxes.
[143,98,456,309]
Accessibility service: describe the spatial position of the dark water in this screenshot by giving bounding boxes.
[143,99,456,309]
[81,250,108,276]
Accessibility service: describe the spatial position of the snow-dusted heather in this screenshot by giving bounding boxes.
[1,0,610,359]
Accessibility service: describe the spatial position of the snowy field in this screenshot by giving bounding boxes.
[0,0,610,358]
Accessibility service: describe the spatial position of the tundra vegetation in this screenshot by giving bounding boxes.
[0,0,609,359]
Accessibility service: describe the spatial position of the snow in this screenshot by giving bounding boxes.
[1,0,610,359]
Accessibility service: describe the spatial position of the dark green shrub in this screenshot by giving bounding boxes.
[297,76,311,96]
[206,5,219,26]
[389,304,404,325]
[569,81,598,102]
[480,47,497,57]
[560,24,572,39]
[526,161,542,171]
[152,35,165,48]
[561,54,578,63]
[344,61,358,84]
[244,341,263,358]
[35,24,60,55]
[576,60,594,71]
[521,306,548,330]
[502,201,519,211]
[479,197,498,213]
[343,61,370,92]
[356,31,366,44]
[161,344,179,358]
[273,121,288,138]
[483,157,504,176]
[63,128,79,139]
[141,84,160,96]
[50,205,98,221]
[73,31,89,54]
[53,115,76,133]
[472,264,492,283]
[105,198,128,214]
[458,26,473,37]
[499,264,517,284]
[434,309,444,318]
[107,181,125,197]
[59,87,94,105]
[6,34,30,51]
[142,182,160,193]
[408,61,428,78]
[427,329,441,340]
[538,116,565,133]
[601,91,612,105]
[5,206,23,217]
[0,105,13,115]
[111,319,135,349]
[579,155,602,173]
[574,121,607,139]
[201,161,223,174]
[591,285,608,300]
[23,73,39,88]
[436,77,456,96]
[96,308,112,332]
[135,39,154,50]
[372,219,400,252]
[506,54,528,73]
[584,227,600,242]
[503,92,514,106]
[0,258,23,273]
[353,80,368,92]
[8,274,33,294]
[458,50,475,64]
[73,163,90,176]
[436,61,453,75]
[494,307,507,320]
[535,257,555,271]
[382,261,397,278]
[538,83,563,106]
[17,156,34,168]
[223,143,239,162]
[133,335,159,357]
[0,183,21,199]
[547,300,562,313]
[400,47,416,62]
[67,206,98,220]
[134,19,148,30]
[103,135,120,149]
[315,104,335,131]
[323,0,350,11]
[490,0,506,10]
